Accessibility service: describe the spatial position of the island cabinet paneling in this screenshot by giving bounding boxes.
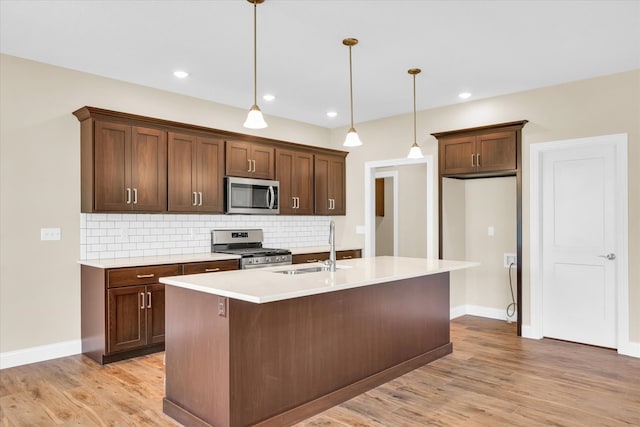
[292,249,362,264]
[315,154,346,215]
[163,272,451,427]
[225,140,275,180]
[275,149,315,215]
[82,263,182,364]
[168,132,224,213]
[89,121,167,212]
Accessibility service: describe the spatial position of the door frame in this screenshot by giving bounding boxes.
[364,156,435,258]
[529,134,631,355]
[373,171,399,256]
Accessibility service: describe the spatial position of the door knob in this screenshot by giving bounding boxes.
[598,253,616,260]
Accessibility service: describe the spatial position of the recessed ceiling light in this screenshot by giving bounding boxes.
[458,92,472,99]
[326,111,338,118]
[173,70,189,79]
[263,94,276,102]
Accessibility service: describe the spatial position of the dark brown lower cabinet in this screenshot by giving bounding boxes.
[83,260,243,365]
[292,249,362,264]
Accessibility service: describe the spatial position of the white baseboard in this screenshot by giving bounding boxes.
[0,340,81,370]
[618,340,640,358]
[521,324,543,339]
[450,304,517,322]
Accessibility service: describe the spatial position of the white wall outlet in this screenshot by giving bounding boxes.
[504,253,517,268]
[41,227,61,241]
[488,226,495,236]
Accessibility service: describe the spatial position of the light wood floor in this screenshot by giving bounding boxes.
[1,316,638,426]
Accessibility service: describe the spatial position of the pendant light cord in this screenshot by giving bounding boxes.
[413,73,417,145]
[252,0,258,106]
[348,45,354,129]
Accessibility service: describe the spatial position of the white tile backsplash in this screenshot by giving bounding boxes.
[80,213,332,260]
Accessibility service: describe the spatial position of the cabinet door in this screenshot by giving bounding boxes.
[130,126,167,211]
[94,121,131,211]
[196,137,224,212]
[314,155,331,215]
[439,136,476,175]
[108,285,146,353]
[276,149,296,214]
[328,156,346,215]
[294,152,315,214]
[168,132,197,212]
[251,143,275,180]
[146,284,165,345]
[226,140,253,178]
[476,131,516,173]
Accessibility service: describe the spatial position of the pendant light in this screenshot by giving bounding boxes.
[243,0,268,129]
[407,68,424,159]
[342,38,362,147]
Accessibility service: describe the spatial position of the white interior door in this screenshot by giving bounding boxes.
[541,142,617,348]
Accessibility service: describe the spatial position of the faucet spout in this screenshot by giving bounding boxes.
[328,220,336,272]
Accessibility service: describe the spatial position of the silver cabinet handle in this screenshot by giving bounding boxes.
[192,191,198,206]
[252,159,256,172]
[292,197,296,208]
[248,159,252,172]
[598,253,616,260]
[477,153,480,166]
[471,154,476,167]
[147,291,152,308]
[126,188,132,204]
[136,273,155,279]
[140,292,145,309]
[198,191,203,206]
[133,188,138,204]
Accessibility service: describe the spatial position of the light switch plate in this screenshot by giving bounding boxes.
[41,227,61,241]
[488,226,495,236]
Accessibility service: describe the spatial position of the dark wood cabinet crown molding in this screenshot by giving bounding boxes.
[73,106,349,157]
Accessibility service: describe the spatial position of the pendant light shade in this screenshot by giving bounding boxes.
[244,0,267,129]
[343,38,362,147]
[407,68,424,159]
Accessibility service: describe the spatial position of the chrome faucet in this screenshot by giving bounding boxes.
[327,220,336,272]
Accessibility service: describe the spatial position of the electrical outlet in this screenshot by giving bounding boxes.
[504,253,516,268]
[41,227,61,241]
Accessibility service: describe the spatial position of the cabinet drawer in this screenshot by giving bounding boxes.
[337,249,361,260]
[292,252,327,264]
[107,265,181,288]
[182,259,239,275]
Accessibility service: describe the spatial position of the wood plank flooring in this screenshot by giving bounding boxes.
[1,316,638,426]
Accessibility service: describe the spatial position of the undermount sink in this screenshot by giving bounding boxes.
[274,265,350,275]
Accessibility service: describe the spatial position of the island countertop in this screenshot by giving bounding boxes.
[159,256,478,304]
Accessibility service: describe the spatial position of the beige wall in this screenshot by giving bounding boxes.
[0,54,329,353]
[442,178,467,308]
[329,70,639,342]
[375,178,394,256]
[1,53,638,356]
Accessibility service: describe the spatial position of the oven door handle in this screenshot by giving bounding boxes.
[268,186,275,209]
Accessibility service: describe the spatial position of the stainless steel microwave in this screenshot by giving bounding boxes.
[225,176,280,214]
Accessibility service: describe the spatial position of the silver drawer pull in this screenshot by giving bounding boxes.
[341,255,353,259]
[306,259,319,263]
[136,274,155,279]
[205,268,221,272]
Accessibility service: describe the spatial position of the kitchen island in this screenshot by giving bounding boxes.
[160,256,477,427]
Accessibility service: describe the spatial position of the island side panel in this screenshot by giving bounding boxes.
[228,273,451,427]
[163,286,231,427]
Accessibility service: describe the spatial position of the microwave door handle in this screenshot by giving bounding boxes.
[268,186,275,209]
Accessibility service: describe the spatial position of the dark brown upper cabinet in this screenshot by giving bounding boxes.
[276,148,315,215]
[315,154,346,215]
[168,132,224,213]
[438,130,517,176]
[225,140,275,180]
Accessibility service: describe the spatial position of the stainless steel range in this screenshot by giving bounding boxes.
[211,229,292,269]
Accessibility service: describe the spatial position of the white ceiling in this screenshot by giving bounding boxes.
[1,0,639,128]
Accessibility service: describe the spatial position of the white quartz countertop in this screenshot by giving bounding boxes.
[78,246,362,269]
[160,256,479,304]
[78,253,241,269]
